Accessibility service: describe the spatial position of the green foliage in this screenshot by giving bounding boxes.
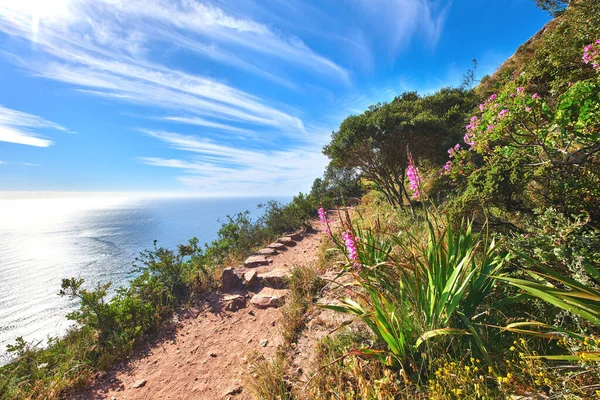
[505,208,600,288]
[447,76,600,220]
[499,262,600,328]
[323,88,477,207]
[323,211,506,371]
[310,164,363,207]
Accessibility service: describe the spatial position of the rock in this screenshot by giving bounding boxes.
[277,237,296,247]
[132,379,146,388]
[259,339,268,347]
[257,269,290,288]
[221,267,243,291]
[250,293,286,309]
[255,248,278,256]
[267,242,287,250]
[223,294,246,311]
[225,384,243,396]
[289,232,303,241]
[243,270,258,286]
[209,352,217,357]
[244,255,270,268]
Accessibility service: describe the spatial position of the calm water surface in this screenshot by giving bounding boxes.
[0,196,286,362]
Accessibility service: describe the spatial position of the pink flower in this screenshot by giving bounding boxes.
[498,109,509,118]
[406,155,422,199]
[479,103,485,112]
[489,94,497,101]
[516,87,524,93]
[464,131,476,148]
[532,93,539,99]
[318,207,331,237]
[487,125,495,131]
[442,160,453,175]
[525,106,532,112]
[447,143,461,158]
[342,230,359,263]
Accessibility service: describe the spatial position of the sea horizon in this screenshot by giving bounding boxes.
[0,195,290,363]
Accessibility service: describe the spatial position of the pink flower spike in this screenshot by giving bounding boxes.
[516,87,524,93]
[406,155,422,199]
[479,104,485,112]
[489,94,497,101]
[342,230,359,264]
[318,207,332,237]
[532,93,539,99]
[498,109,509,118]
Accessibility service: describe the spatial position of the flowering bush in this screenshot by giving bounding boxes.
[583,39,600,69]
[443,46,600,218]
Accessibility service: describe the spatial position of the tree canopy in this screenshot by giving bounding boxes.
[323,88,477,206]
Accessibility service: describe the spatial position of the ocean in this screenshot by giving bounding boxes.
[0,195,286,363]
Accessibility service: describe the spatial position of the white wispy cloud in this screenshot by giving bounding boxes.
[356,0,450,54]
[0,105,65,147]
[0,2,311,138]
[139,130,328,195]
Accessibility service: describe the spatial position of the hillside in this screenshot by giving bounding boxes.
[2,1,600,399]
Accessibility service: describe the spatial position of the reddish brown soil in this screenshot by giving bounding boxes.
[77,220,329,400]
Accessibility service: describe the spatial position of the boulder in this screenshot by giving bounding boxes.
[255,248,278,256]
[257,269,290,288]
[267,242,287,250]
[223,294,246,311]
[277,237,296,247]
[221,267,243,291]
[250,292,286,309]
[244,255,270,268]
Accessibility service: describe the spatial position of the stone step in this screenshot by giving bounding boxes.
[222,294,246,311]
[267,242,287,251]
[250,288,288,309]
[289,232,304,241]
[244,255,270,268]
[277,237,296,247]
[254,248,278,256]
[257,269,291,288]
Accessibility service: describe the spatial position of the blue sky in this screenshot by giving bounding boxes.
[0,0,550,197]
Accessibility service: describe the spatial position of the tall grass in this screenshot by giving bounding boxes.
[323,209,506,373]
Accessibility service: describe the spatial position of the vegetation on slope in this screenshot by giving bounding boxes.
[294,1,600,398]
[2,0,600,399]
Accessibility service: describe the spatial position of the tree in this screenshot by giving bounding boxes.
[324,88,477,207]
[534,0,569,15]
[310,164,362,206]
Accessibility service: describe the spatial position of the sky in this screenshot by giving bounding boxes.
[0,0,550,197]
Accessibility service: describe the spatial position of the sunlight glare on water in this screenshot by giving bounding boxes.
[0,195,279,363]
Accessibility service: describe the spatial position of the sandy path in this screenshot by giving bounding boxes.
[77,221,327,400]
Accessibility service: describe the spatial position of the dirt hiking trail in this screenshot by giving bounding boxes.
[76,216,337,400]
